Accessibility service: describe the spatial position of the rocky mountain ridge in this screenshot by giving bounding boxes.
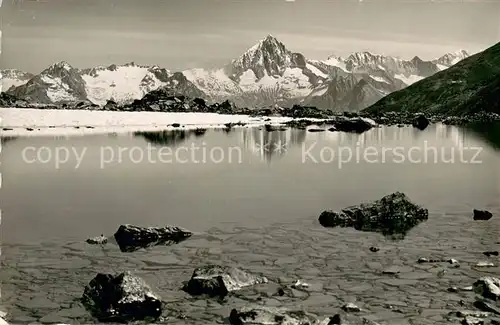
[3,35,470,111]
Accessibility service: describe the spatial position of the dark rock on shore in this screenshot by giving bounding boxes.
[116,88,253,115]
[443,112,500,126]
[361,110,500,127]
[332,117,374,133]
[81,271,162,322]
[194,128,207,136]
[62,101,100,110]
[103,100,119,111]
[280,105,333,119]
[412,114,430,130]
[224,122,247,129]
[265,124,283,132]
[318,192,428,238]
[113,224,192,252]
[284,119,316,129]
[282,116,374,133]
[182,265,268,297]
[474,209,493,221]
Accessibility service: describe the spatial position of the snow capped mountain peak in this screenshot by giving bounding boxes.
[433,50,470,67]
[230,35,295,80]
[9,60,88,103]
[5,36,473,112]
[1,69,34,92]
[247,34,281,51]
[411,56,423,63]
[46,61,74,73]
[326,54,344,61]
[452,49,469,57]
[261,34,282,46]
[347,51,378,62]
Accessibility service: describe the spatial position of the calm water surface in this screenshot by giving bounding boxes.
[1,124,499,324]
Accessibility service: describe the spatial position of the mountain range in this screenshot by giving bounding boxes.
[2,35,470,112]
[364,41,500,116]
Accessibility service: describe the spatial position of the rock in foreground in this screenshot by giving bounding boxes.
[473,277,500,301]
[81,271,162,322]
[113,224,192,252]
[318,192,428,238]
[182,265,268,297]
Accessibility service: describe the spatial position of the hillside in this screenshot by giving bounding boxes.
[363,42,500,116]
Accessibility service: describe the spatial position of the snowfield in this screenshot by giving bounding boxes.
[0,107,376,137]
[82,65,163,105]
[0,107,297,137]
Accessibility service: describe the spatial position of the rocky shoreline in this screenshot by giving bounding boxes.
[2,92,499,132]
[3,193,490,325]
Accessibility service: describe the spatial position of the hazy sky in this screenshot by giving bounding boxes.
[1,0,499,73]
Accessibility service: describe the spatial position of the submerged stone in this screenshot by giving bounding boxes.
[228,307,324,325]
[182,265,268,297]
[86,234,108,245]
[318,192,428,238]
[113,224,192,252]
[342,303,361,312]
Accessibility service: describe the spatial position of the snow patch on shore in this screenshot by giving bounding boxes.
[0,107,295,137]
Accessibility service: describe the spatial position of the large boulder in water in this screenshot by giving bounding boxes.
[114,224,192,252]
[81,271,162,322]
[332,117,374,133]
[412,114,430,130]
[318,192,428,238]
[182,265,268,297]
[473,277,500,301]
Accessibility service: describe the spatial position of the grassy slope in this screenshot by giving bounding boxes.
[363,42,500,116]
